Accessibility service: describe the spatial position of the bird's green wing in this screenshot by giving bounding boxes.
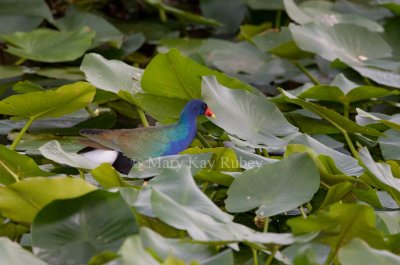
[80,125,175,161]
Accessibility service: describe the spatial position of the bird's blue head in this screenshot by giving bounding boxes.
[181,99,215,119]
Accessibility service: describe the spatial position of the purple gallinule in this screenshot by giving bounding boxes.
[79,100,215,169]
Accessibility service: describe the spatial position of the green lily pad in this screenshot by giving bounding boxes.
[288,202,387,249]
[0,237,48,265]
[81,53,143,94]
[1,27,94,62]
[0,176,96,223]
[289,134,363,176]
[284,0,383,32]
[91,163,132,188]
[39,140,116,170]
[0,65,23,79]
[140,227,233,264]
[289,23,391,67]
[359,147,400,203]
[0,144,53,185]
[299,73,395,104]
[280,89,383,137]
[54,10,123,48]
[0,81,96,119]
[202,76,298,148]
[339,239,400,265]
[379,129,400,161]
[356,109,400,131]
[225,153,320,216]
[31,190,138,265]
[0,0,53,35]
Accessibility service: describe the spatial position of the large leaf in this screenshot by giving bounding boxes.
[91,163,132,188]
[1,27,94,62]
[339,239,400,265]
[299,73,395,104]
[141,48,254,100]
[0,0,53,34]
[0,82,95,119]
[137,167,300,244]
[140,227,233,264]
[0,65,24,79]
[80,53,143,94]
[352,65,400,88]
[379,129,400,161]
[0,237,48,265]
[225,153,320,216]
[289,134,363,176]
[280,89,383,137]
[356,109,400,131]
[0,177,96,223]
[0,144,53,185]
[202,76,298,148]
[139,49,256,121]
[359,147,400,203]
[289,22,391,67]
[200,0,246,34]
[118,235,159,265]
[54,10,123,48]
[288,203,387,249]
[32,190,138,265]
[284,0,383,32]
[39,140,117,170]
[289,21,400,88]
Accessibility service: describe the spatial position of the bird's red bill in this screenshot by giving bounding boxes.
[205,107,216,118]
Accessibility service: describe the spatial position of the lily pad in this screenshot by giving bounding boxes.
[289,22,391,67]
[0,0,53,35]
[54,10,123,48]
[280,89,383,137]
[0,81,96,120]
[339,239,400,265]
[0,144,53,185]
[1,27,94,62]
[202,76,298,148]
[225,153,320,216]
[0,237,48,265]
[31,190,138,265]
[379,129,400,161]
[284,0,384,32]
[0,176,96,223]
[81,53,143,94]
[39,140,116,170]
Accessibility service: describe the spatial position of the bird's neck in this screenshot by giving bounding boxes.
[177,111,197,137]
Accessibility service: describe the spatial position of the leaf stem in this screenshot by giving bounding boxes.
[324,247,336,265]
[299,205,307,218]
[196,132,211,148]
[291,60,320,85]
[85,106,97,117]
[137,107,149,127]
[263,217,269,232]
[343,131,359,159]
[15,58,26,65]
[78,169,85,180]
[252,248,259,265]
[275,10,282,29]
[10,117,34,151]
[265,246,279,265]
[343,102,349,119]
[159,8,167,23]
